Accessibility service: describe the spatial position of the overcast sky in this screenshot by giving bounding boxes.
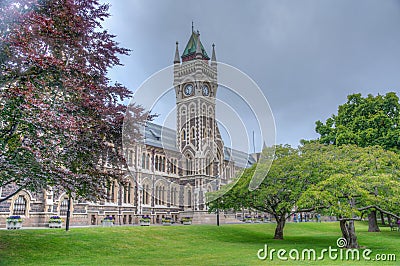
[103,0,400,148]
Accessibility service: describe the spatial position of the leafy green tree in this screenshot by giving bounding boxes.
[315,92,400,231]
[208,145,317,240]
[316,92,400,151]
[298,145,400,248]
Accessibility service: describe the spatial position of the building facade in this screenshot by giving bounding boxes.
[0,29,255,227]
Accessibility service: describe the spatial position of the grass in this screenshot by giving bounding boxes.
[0,222,399,265]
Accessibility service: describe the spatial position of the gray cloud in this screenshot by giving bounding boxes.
[104,0,400,147]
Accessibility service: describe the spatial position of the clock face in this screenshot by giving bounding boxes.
[184,84,193,96]
[202,85,209,96]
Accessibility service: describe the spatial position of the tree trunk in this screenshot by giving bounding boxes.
[368,210,380,232]
[380,211,385,225]
[387,214,392,225]
[340,220,359,248]
[65,194,72,232]
[274,216,286,240]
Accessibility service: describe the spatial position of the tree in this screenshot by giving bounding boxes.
[315,92,400,231]
[298,145,400,248]
[0,0,148,202]
[316,92,400,152]
[208,145,317,240]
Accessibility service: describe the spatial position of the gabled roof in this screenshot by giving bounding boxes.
[223,147,257,168]
[144,122,178,152]
[181,31,210,62]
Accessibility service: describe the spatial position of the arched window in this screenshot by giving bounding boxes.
[157,186,160,205]
[13,195,27,215]
[128,183,131,203]
[206,164,211,176]
[155,156,159,171]
[142,186,145,205]
[191,127,196,139]
[161,157,165,172]
[146,154,150,169]
[186,156,193,175]
[60,198,69,216]
[155,186,158,205]
[182,129,186,141]
[123,185,127,204]
[111,182,115,203]
[159,156,163,172]
[187,189,192,208]
[170,159,174,174]
[158,186,161,205]
[174,159,177,174]
[145,184,150,205]
[142,153,146,169]
[171,187,177,205]
[161,186,165,205]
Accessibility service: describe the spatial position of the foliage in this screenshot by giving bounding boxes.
[140,215,151,222]
[0,0,148,202]
[6,215,23,223]
[181,217,192,222]
[297,144,400,247]
[208,145,313,239]
[162,217,172,223]
[315,92,400,234]
[48,216,63,224]
[315,92,400,153]
[102,216,114,222]
[299,144,400,213]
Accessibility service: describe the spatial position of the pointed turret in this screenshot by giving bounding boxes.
[211,43,217,68]
[211,44,216,61]
[174,41,180,64]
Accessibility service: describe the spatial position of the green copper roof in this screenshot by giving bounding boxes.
[181,32,210,61]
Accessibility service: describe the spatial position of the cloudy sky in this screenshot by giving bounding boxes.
[103,0,400,149]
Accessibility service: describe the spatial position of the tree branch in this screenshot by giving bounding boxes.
[338,217,361,221]
[289,205,329,217]
[0,186,23,203]
[358,205,400,220]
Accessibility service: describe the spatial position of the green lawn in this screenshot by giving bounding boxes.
[0,222,399,265]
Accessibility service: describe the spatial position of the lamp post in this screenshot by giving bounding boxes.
[65,192,72,232]
[217,198,220,227]
[216,198,224,226]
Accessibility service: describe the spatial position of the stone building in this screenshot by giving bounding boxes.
[0,29,256,228]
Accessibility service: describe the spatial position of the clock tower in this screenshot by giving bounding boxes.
[173,29,223,211]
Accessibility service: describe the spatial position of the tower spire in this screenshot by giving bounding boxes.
[211,44,216,61]
[174,41,180,64]
[192,21,194,33]
[195,32,202,59]
[211,43,217,68]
